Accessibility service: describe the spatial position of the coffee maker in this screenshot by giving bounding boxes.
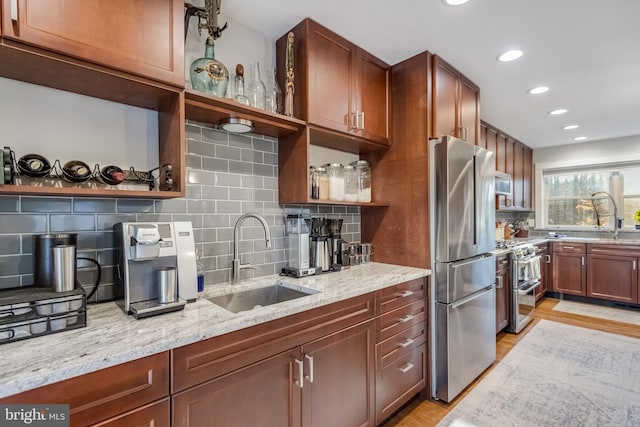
[326,218,346,266]
[309,218,331,272]
[282,215,316,277]
[114,221,198,319]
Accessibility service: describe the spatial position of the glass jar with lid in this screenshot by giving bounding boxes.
[351,160,372,203]
[317,166,329,200]
[324,163,345,201]
[343,164,359,202]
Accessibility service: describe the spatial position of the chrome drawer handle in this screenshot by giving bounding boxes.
[398,314,414,324]
[563,246,575,249]
[294,359,304,388]
[398,363,414,374]
[398,338,415,348]
[397,290,414,298]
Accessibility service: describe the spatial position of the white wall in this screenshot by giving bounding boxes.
[533,135,640,167]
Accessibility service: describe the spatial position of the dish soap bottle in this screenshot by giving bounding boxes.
[196,250,205,296]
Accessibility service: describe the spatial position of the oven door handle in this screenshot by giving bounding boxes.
[517,280,541,295]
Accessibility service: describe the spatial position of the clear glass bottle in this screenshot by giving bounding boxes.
[351,160,372,203]
[196,250,205,295]
[189,37,229,97]
[266,68,283,114]
[234,64,250,105]
[317,166,329,201]
[247,61,266,110]
[325,163,345,202]
[343,164,359,202]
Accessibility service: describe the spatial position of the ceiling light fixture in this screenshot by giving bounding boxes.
[574,136,588,141]
[443,0,471,5]
[497,49,523,62]
[219,117,254,134]
[563,124,579,130]
[548,109,568,115]
[527,86,549,95]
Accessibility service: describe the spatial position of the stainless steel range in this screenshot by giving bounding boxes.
[507,244,542,333]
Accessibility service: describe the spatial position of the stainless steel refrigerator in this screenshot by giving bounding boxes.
[429,136,496,402]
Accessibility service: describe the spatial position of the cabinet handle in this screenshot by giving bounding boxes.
[398,314,414,324]
[545,255,551,264]
[304,354,314,384]
[496,276,503,289]
[581,256,585,266]
[501,260,509,265]
[397,290,414,298]
[294,358,304,388]
[351,112,358,129]
[11,0,18,22]
[398,338,415,348]
[459,126,468,141]
[360,111,365,130]
[634,261,637,271]
[398,363,414,374]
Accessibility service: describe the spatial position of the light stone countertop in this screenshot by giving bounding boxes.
[0,262,430,399]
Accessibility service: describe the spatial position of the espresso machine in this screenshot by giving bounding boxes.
[282,215,316,278]
[114,221,198,319]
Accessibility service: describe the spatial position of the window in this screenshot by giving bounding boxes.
[540,164,640,229]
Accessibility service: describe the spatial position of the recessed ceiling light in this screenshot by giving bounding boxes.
[527,86,550,95]
[443,0,471,5]
[497,50,524,62]
[563,124,579,130]
[574,136,588,141]
[548,109,568,115]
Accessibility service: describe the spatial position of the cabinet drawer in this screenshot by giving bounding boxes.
[0,352,169,427]
[375,344,426,424]
[552,242,586,253]
[377,299,426,342]
[172,293,375,393]
[91,398,170,427]
[377,278,426,314]
[376,322,426,370]
[588,244,640,257]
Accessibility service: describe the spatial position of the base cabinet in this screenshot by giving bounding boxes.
[495,253,510,333]
[586,245,639,304]
[535,243,550,301]
[552,243,586,296]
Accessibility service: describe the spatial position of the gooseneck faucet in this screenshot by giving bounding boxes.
[232,213,272,284]
[591,191,621,240]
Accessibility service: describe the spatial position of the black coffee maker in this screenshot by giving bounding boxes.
[326,218,346,266]
[310,218,331,272]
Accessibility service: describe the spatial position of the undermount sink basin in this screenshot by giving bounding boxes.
[208,282,320,313]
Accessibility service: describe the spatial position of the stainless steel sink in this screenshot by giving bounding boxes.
[208,282,319,313]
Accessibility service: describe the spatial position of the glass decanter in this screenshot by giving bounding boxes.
[266,68,283,114]
[189,36,229,97]
[247,61,266,110]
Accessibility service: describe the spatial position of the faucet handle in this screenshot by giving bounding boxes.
[239,263,255,271]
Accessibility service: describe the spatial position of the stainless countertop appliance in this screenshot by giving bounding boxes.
[114,221,198,319]
[429,136,497,402]
[507,243,541,333]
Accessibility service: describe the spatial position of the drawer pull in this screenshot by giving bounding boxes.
[398,338,415,348]
[563,246,575,249]
[398,363,414,374]
[397,290,414,298]
[398,314,414,324]
[11,0,18,22]
[294,358,304,388]
[501,260,508,265]
[545,254,551,264]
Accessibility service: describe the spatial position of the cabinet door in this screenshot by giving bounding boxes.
[92,398,170,427]
[355,49,390,144]
[307,22,355,134]
[536,246,549,300]
[495,256,510,333]
[2,0,184,86]
[459,75,480,145]
[479,122,488,149]
[172,348,302,427]
[587,254,638,303]
[485,125,498,160]
[513,141,525,208]
[523,145,533,210]
[432,56,459,139]
[301,320,375,427]
[553,253,586,295]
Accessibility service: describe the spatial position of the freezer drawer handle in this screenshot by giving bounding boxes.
[397,290,414,298]
[294,358,304,388]
[398,338,415,348]
[398,314,415,324]
[449,286,494,309]
[398,363,414,374]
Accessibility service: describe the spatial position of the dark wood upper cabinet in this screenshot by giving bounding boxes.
[432,55,480,145]
[278,18,390,147]
[1,0,184,87]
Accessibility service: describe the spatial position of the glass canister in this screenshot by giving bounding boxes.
[317,166,329,201]
[351,160,372,203]
[309,166,319,199]
[343,164,359,202]
[325,163,345,201]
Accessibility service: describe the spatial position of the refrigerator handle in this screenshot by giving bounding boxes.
[450,285,494,309]
[473,154,478,245]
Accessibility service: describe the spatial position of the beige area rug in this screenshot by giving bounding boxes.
[553,300,640,326]
[437,319,640,427]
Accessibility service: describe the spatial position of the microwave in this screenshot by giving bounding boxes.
[495,172,512,196]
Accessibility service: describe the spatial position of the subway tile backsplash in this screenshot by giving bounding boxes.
[0,120,361,302]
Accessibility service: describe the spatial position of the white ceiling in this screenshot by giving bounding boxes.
[222,0,640,149]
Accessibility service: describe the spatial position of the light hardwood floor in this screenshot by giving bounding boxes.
[382,297,640,427]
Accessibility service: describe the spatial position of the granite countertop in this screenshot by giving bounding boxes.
[493,236,640,255]
[0,262,430,398]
